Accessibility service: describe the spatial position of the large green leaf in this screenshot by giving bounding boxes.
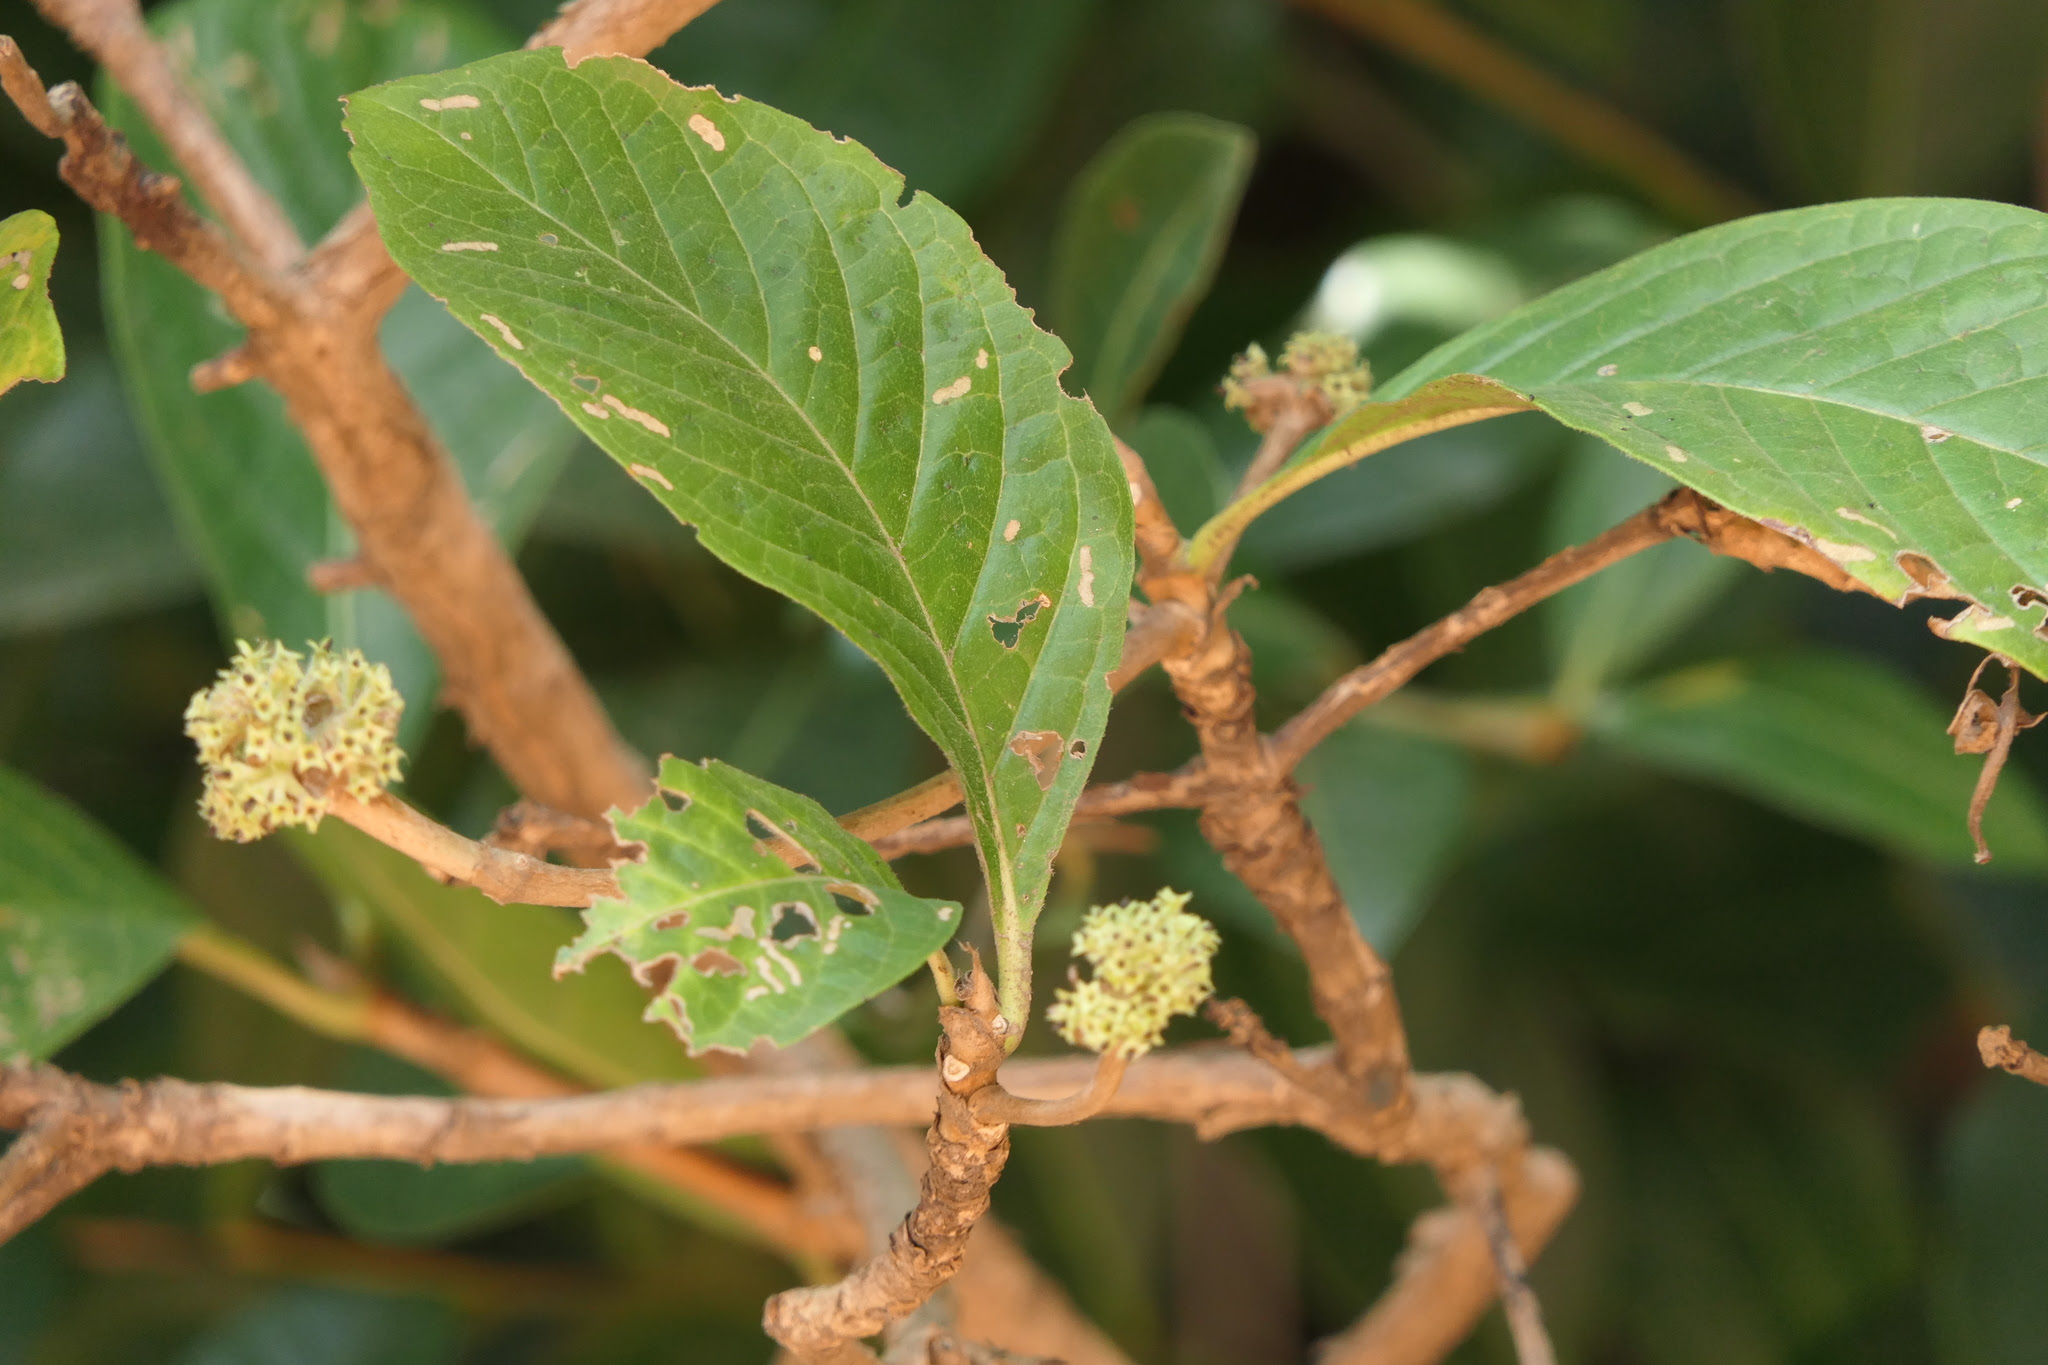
[100,0,576,734]
[1048,112,1255,426]
[559,758,959,1055]
[289,821,696,1090]
[0,764,200,1059]
[346,50,1132,1021]
[1377,198,2048,680]
[0,209,63,396]
[1595,652,2048,870]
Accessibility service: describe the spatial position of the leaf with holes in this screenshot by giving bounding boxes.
[1049,113,1254,427]
[1375,199,2048,681]
[346,51,1130,1025]
[0,210,63,396]
[557,757,959,1054]
[0,765,199,1059]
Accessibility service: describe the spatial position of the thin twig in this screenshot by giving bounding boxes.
[324,791,622,907]
[1291,0,1759,224]
[1474,1167,1559,1365]
[175,926,862,1263]
[29,0,305,268]
[1979,1025,2048,1087]
[969,1054,1129,1127]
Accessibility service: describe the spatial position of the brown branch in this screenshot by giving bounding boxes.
[1271,488,1861,772]
[29,0,304,268]
[324,791,622,907]
[1979,1025,2048,1087]
[487,798,635,864]
[1290,0,1759,225]
[1317,1147,1579,1365]
[872,763,1210,860]
[180,928,860,1264]
[1474,1167,1558,1365]
[762,975,1014,1363]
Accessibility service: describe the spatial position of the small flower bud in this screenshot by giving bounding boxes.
[184,639,404,842]
[1045,888,1220,1059]
[1220,332,1372,429]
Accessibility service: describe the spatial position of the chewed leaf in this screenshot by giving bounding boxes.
[345,52,1133,1010]
[556,757,959,1054]
[0,209,64,396]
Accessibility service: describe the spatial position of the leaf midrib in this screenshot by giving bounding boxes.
[392,88,1001,797]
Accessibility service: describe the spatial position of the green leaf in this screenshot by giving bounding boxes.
[0,209,63,396]
[1544,437,1742,709]
[1595,652,2048,869]
[0,764,200,1060]
[1381,198,2048,681]
[1049,113,1255,426]
[346,50,1132,1020]
[289,821,696,1090]
[99,0,577,736]
[0,353,203,636]
[558,758,959,1055]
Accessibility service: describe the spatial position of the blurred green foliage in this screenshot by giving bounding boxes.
[4,1,2048,1362]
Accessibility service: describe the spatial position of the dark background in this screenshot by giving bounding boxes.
[5,1,2048,1362]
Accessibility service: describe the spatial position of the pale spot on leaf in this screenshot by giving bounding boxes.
[1834,507,1896,539]
[9,274,26,290]
[603,393,672,437]
[440,240,497,252]
[1078,545,1096,607]
[808,345,822,361]
[975,348,989,370]
[688,112,726,151]
[1814,538,1876,564]
[419,94,480,110]
[2009,498,2025,510]
[1623,401,1653,417]
[477,312,523,350]
[1597,363,1618,376]
[581,401,609,419]
[629,463,673,491]
[932,375,972,404]
[1922,424,1952,443]
[1003,519,1020,542]
[1664,444,1688,463]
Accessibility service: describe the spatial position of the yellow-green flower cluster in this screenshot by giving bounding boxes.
[1046,888,1220,1059]
[184,639,404,842]
[1220,331,1373,418]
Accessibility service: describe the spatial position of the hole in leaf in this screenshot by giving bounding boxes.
[771,901,820,943]
[691,948,744,978]
[1008,729,1064,790]
[2013,585,2048,611]
[659,788,690,813]
[571,373,599,395]
[988,594,1050,649]
[539,232,558,245]
[827,881,878,916]
[745,812,777,841]
[635,954,683,994]
[1067,738,1087,759]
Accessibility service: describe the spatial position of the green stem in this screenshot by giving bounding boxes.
[175,923,371,1042]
